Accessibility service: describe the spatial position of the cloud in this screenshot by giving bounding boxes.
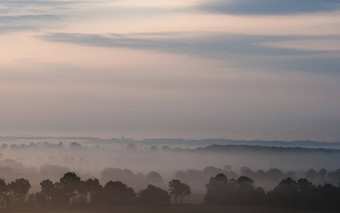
[0,14,59,21]
[272,57,340,73]
[38,32,340,73]
[39,32,329,56]
[0,0,80,33]
[38,32,340,56]
[0,0,74,14]
[0,0,76,7]
[197,0,340,15]
[0,25,39,33]
[0,14,61,34]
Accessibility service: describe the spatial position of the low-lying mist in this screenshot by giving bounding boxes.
[0,137,339,199]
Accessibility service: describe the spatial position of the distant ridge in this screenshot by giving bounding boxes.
[194,144,340,154]
[141,138,340,149]
[0,136,339,149]
[0,136,102,141]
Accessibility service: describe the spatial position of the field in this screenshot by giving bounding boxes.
[0,206,337,213]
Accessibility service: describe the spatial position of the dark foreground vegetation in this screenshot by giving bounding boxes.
[1,205,339,213]
[205,174,340,211]
[0,172,339,211]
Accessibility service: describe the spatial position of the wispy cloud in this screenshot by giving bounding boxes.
[0,0,82,33]
[0,0,75,15]
[39,32,336,56]
[196,0,340,15]
[0,25,39,33]
[0,14,59,21]
[38,32,340,73]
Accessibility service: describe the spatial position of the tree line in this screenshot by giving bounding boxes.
[0,172,190,208]
[0,172,340,210]
[205,174,340,210]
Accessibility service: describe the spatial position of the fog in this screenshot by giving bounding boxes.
[1,137,339,199]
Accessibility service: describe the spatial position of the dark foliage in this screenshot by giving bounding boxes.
[0,171,339,211]
[138,185,170,205]
[103,181,136,206]
[8,178,31,206]
[205,174,340,210]
[205,174,265,205]
[168,179,191,204]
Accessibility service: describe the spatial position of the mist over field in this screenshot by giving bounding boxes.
[1,0,340,212]
[1,137,339,197]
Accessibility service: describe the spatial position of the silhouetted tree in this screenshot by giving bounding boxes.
[297,178,314,194]
[205,174,265,205]
[235,176,264,204]
[138,185,170,205]
[168,179,190,204]
[237,176,254,189]
[40,179,54,205]
[8,178,31,206]
[103,181,136,205]
[27,192,47,207]
[83,178,103,206]
[60,172,81,196]
[0,179,8,206]
[1,169,340,210]
[50,182,69,207]
[268,178,298,207]
[295,178,315,207]
[204,173,230,204]
[314,183,340,210]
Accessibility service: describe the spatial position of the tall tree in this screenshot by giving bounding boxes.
[103,181,136,205]
[60,172,82,200]
[8,178,31,206]
[0,179,8,206]
[40,179,54,204]
[83,178,103,206]
[138,185,170,205]
[168,179,191,204]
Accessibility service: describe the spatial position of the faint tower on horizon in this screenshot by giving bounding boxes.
[121,135,125,142]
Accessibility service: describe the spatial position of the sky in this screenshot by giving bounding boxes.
[0,0,339,141]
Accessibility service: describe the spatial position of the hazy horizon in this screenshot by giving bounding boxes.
[0,134,340,143]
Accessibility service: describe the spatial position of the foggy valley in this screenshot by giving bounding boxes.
[1,0,340,212]
[1,137,340,195]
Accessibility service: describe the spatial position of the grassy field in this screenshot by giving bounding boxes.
[0,205,337,213]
